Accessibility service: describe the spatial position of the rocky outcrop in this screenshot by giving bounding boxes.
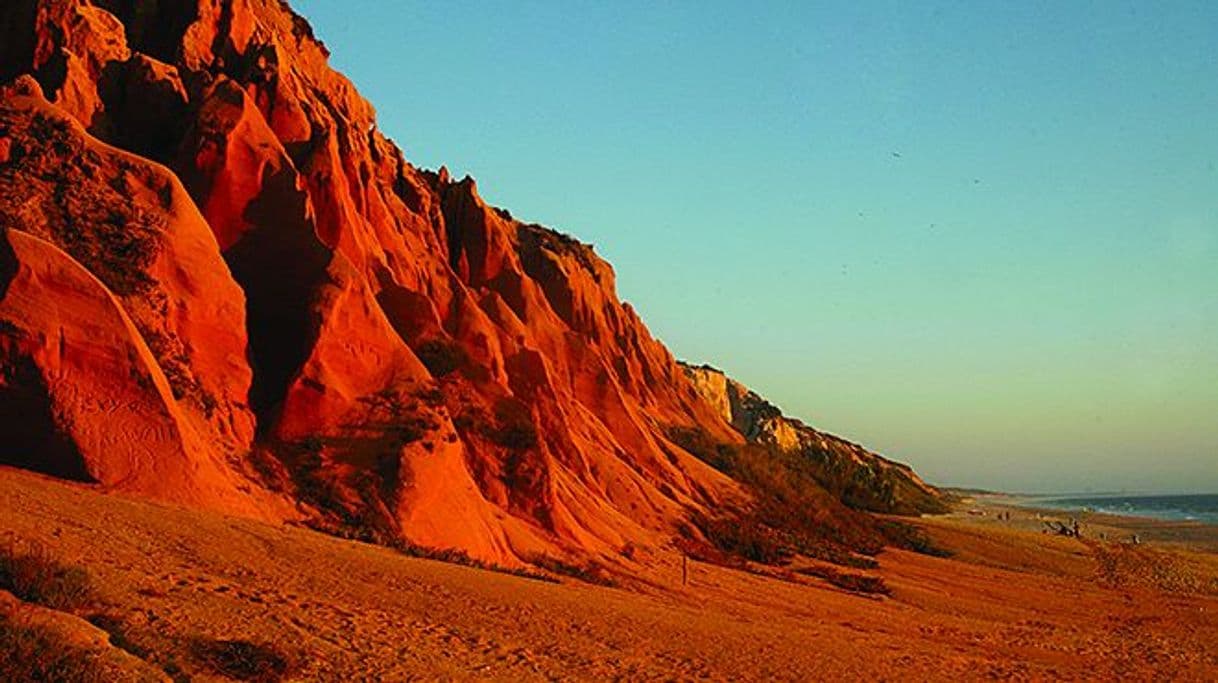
[0,81,284,519]
[682,363,944,515]
[0,0,940,568]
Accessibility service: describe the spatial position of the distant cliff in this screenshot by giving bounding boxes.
[682,363,945,515]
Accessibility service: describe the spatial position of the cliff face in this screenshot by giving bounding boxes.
[681,363,944,515]
[0,77,287,520]
[0,0,939,568]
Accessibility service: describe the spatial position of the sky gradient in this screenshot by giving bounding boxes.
[292,1,1217,494]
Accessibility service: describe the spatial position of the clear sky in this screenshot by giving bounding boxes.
[292,1,1217,494]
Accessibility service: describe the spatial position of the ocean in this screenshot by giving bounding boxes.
[1036,493,1218,525]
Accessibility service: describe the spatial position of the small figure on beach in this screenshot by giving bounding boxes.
[1043,519,1083,538]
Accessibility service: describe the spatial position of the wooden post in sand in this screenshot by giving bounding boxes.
[682,554,689,586]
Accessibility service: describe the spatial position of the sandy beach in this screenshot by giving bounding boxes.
[948,492,1218,553]
[3,467,1217,681]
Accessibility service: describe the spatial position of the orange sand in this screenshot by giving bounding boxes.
[2,468,1216,681]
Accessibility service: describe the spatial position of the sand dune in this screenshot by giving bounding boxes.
[3,468,1215,681]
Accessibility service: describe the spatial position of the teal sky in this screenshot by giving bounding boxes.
[292,1,1217,494]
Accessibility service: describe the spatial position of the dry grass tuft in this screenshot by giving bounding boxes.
[0,540,94,611]
[0,615,106,682]
[525,554,618,587]
[795,565,891,596]
[191,637,295,683]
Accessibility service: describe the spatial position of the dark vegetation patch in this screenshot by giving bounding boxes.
[667,426,949,570]
[668,427,885,563]
[415,339,467,378]
[273,389,445,538]
[692,514,792,565]
[0,615,106,683]
[356,388,435,451]
[414,386,445,407]
[245,446,294,494]
[453,397,541,454]
[387,541,558,584]
[0,109,163,297]
[190,637,294,683]
[413,338,491,382]
[489,397,538,451]
[85,613,152,660]
[138,322,213,411]
[876,519,953,558]
[449,397,548,512]
[84,613,192,681]
[795,565,891,596]
[0,540,94,611]
[280,439,399,544]
[524,554,618,587]
[803,442,949,516]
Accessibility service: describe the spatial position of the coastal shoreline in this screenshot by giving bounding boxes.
[943,492,1218,554]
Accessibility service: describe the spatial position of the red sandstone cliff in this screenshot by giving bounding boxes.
[0,0,940,570]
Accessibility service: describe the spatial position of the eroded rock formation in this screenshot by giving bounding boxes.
[0,0,941,569]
